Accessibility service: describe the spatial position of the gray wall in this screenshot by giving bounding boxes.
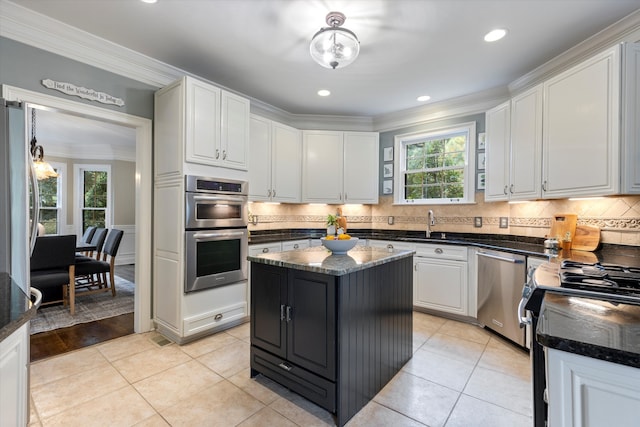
[49,155,136,227]
[0,37,156,119]
[378,113,486,195]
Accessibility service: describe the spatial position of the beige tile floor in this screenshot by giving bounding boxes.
[29,312,532,427]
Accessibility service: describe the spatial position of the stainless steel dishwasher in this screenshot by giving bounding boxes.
[477,249,526,346]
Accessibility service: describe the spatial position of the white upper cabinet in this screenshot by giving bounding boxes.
[622,43,640,194]
[484,101,511,201]
[542,45,620,198]
[302,130,379,204]
[510,84,543,200]
[485,86,543,202]
[249,115,301,202]
[155,76,249,175]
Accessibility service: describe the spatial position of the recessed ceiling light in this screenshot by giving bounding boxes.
[317,89,331,97]
[141,0,157,3]
[484,29,507,42]
[417,95,431,102]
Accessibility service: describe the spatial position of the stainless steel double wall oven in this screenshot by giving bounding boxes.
[184,175,248,293]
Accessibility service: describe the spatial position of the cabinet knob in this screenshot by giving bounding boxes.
[222,150,227,160]
[434,248,444,254]
[214,313,223,321]
[510,184,514,194]
[503,185,508,195]
[542,180,548,191]
[262,248,269,253]
[293,244,299,249]
[215,149,220,159]
[386,244,394,249]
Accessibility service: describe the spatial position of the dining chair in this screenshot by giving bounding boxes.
[74,229,124,301]
[75,227,108,261]
[80,226,97,245]
[30,235,77,313]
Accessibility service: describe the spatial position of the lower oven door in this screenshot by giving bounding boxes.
[185,228,248,293]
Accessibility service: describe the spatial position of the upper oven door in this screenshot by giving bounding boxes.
[185,192,247,229]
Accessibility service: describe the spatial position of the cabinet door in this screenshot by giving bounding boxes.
[414,257,468,315]
[0,323,28,427]
[343,132,379,203]
[302,131,343,203]
[622,42,640,194]
[185,77,221,165]
[510,85,542,200]
[484,101,510,202]
[250,263,287,358]
[543,46,620,198]
[272,122,302,202]
[220,91,250,170]
[249,116,272,201]
[287,269,336,380]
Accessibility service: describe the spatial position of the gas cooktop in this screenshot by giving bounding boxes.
[558,260,640,302]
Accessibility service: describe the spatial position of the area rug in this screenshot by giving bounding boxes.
[30,276,135,335]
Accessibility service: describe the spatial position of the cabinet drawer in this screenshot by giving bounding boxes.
[251,346,336,413]
[282,239,310,251]
[415,243,467,261]
[248,243,282,256]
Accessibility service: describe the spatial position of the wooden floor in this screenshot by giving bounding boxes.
[30,264,136,362]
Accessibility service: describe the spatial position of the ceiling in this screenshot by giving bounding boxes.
[11,0,640,119]
[8,0,640,156]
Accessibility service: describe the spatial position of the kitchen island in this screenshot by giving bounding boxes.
[248,245,414,426]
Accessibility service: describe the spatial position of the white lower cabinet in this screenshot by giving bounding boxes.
[281,239,310,251]
[413,243,469,316]
[547,348,640,427]
[0,323,29,427]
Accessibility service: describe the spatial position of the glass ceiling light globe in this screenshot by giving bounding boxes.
[310,11,360,70]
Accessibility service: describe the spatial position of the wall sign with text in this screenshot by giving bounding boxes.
[41,79,125,107]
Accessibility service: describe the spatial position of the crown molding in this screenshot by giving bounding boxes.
[509,9,640,95]
[48,145,136,162]
[372,86,509,132]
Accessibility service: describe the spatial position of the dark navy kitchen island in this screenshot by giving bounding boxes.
[248,245,414,426]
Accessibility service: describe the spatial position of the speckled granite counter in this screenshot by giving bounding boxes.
[0,272,36,341]
[537,293,640,368]
[247,244,414,276]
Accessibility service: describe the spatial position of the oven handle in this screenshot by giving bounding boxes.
[518,284,533,327]
[193,195,246,203]
[192,231,246,239]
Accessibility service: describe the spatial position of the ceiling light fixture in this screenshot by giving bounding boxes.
[417,95,431,102]
[484,29,507,42]
[317,89,331,97]
[310,11,360,70]
[29,109,58,180]
[140,0,158,4]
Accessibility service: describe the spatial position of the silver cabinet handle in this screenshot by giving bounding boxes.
[293,244,299,249]
[214,313,223,321]
[280,304,285,321]
[434,248,444,254]
[510,184,514,194]
[386,244,394,249]
[272,189,276,197]
[503,185,508,195]
[286,306,292,322]
[262,248,269,253]
[267,189,271,197]
[278,362,293,371]
[542,180,547,191]
[215,149,220,159]
[223,150,227,160]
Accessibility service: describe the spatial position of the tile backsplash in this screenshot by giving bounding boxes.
[248,193,640,246]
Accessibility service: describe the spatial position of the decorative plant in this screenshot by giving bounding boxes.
[326,214,338,226]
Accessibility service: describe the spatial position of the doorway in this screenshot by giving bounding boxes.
[2,84,153,334]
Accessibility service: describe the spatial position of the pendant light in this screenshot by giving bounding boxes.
[310,11,360,70]
[29,109,58,180]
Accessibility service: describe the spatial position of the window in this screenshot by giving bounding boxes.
[75,165,111,235]
[37,162,64,234]
[394,122,476,204]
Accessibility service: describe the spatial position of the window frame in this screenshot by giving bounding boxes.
[37,161,65,235]
[74,164,112,237]
[393,122,476,205]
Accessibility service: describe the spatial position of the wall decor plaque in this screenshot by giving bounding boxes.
[42,79,125,107]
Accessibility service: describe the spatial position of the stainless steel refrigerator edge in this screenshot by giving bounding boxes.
[476,249,526,346]
[0,99,30,292]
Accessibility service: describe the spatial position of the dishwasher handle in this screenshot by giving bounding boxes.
[477,251,525,264]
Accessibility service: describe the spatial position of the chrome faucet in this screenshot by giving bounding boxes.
[426,210,435,238]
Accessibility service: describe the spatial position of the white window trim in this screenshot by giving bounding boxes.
[42,161,66,234]
[73,164,112,237]
[393,122,476,205]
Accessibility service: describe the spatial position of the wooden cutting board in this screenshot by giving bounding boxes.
[571,225,600,251]
[549,213,578,243]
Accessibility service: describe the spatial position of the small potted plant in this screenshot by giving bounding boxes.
[326,214,338,236]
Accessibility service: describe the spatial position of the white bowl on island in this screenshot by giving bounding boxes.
[320,237,359,254]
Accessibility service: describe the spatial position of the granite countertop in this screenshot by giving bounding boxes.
[0,272,37,341]
[247,245,415,276]
[248,229,640,263]
[537,292,640,368]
